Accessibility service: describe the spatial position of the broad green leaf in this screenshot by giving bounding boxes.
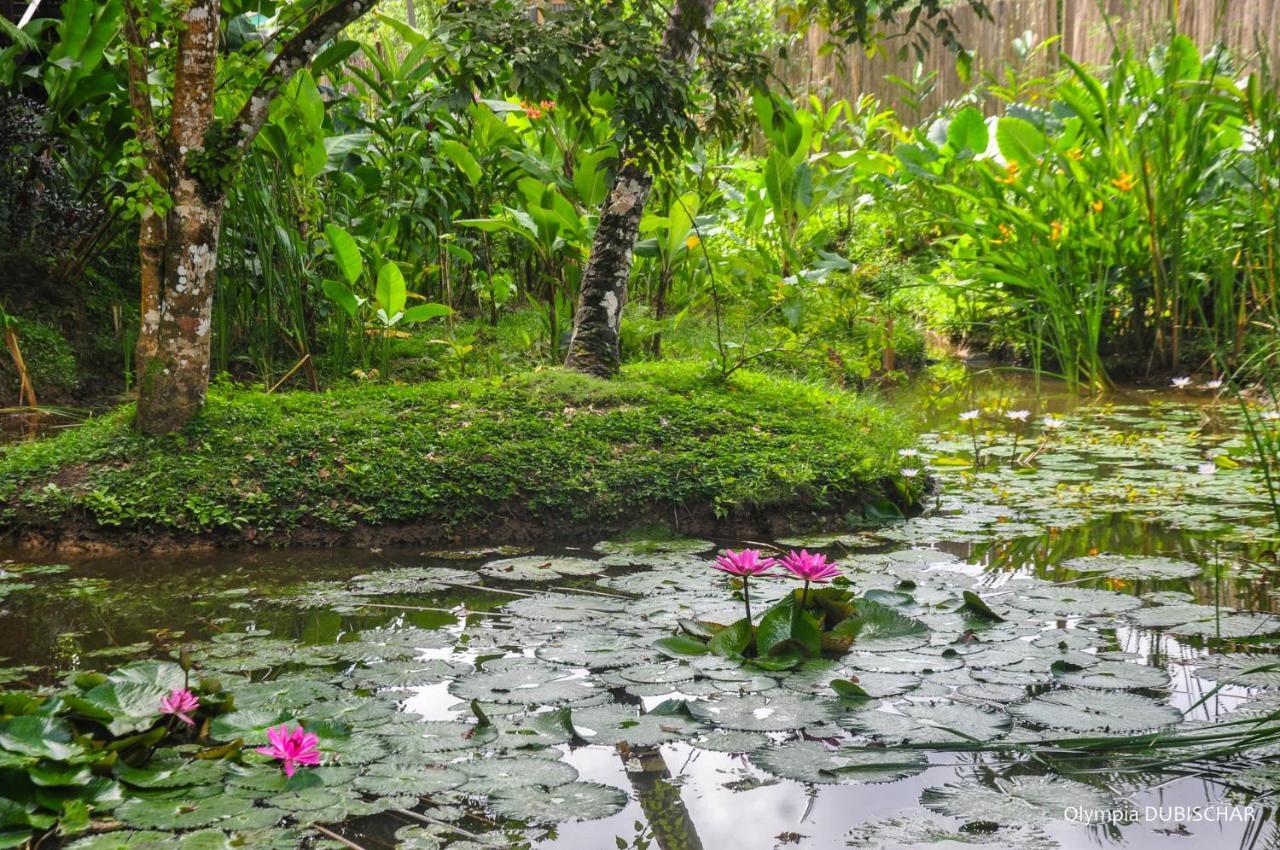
[708,618,753,659]
[996,116,1047,166]
[962,590,1006,621]
[323,224,363,286]
[946,106,988,153]
[322,278,361,319]
[0,717,79,760]
[439,140,482,186]
[654,635,709,658]
[402,303,451,324]
[375,262,407,318]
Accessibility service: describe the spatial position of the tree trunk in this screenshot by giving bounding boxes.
[564,0,713,377]
[564,160,652,376]
[129,0,378,434]
[134,0,220,435]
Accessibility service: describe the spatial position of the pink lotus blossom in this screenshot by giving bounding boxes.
[158,688,199,726]
[255,725,322,777]
[712,548,778,577]
[711,548,777,625]
[779,550,841,583]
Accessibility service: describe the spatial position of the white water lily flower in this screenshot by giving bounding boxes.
[898,448,920,458]
[900,467,920,479]
[1197,462,1218,476]
[1202,379,1224,390]
[1005,409,1031,422]
[959,409,981,421]
[1171,377,1192,389]
[1263,410,1280,421]
[1041,415,1065,429]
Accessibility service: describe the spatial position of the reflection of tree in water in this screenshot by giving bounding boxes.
[616,742,705,850]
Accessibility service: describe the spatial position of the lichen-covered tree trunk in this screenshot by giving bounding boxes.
[129,0,378,434]
[134,0,220,435]
[564,161,652,376]
[564,0,714,377]
[134,190,225,434]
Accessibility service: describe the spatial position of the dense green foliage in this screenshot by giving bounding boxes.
[0,363,908,542]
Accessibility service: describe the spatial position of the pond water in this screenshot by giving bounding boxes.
[3,371,1279,850]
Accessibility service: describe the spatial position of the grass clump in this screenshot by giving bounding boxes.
[0,361,911,547]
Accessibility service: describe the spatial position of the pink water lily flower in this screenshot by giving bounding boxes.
[711,548,777,626]
[158,688,200,726]
[712,548,778,577]
[780,549,841,583]
[780,550,841,607]
[255,725,322,777]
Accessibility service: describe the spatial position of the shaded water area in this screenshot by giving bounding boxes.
[4,370,1280,850]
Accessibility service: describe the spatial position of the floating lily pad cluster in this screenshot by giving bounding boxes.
[1,398,1279,848]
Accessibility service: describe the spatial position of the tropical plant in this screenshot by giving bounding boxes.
[323,224,452,374]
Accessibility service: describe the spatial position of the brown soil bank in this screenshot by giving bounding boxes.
[0,362,918,553]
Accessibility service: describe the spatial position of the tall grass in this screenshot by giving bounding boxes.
[216,155,317,384]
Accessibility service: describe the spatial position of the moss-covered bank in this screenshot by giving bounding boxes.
[0,362,914,551]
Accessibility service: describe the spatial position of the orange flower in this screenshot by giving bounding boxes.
[1066,147,1084,162]
[1112,172,1136,192]
[1091,199,1104,213]
[996,161,1020,185]
[1050,220,1063,242]
[992,223,1015,244]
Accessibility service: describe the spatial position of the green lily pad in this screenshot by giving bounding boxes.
[1062,554,1201,580]
[921,775,1120,826]
[461,755,577,793]
[479,556,602,581]
[448,657,598,705]
[1010,587,1143,617]
[114,795,255,830]
[847,701,1011,744]
[487,781,627,823]
[1007,690,1181,733]
[352,762,466,796]
[569,704,700,746]
[751,740,928,784]
[1052,660,1170,690]
[687,692,838,732]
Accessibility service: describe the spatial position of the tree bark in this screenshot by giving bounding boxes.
[133,0,220,435]
[131,0,378,434]
[563,0,714,377]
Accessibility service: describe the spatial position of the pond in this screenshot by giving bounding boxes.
[3,371,1279,850]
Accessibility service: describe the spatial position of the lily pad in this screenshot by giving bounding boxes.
[461,755,577,794]
[687,692,839,732]
[1052,660,1170,690]
[449,658,597,705]
[750,740,928,784]
[115,795,255,830]
[1010,587,1143,617]
[1007,690,1181,733]
[352,763,466,796]
[847,702,1011,744]
[1062,554,1201,580]
[487,781,627,823]
[922,775,1120,826]
[479,556,602,581]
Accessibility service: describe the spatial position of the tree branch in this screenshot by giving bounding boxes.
[121,0,161,163]
[231,0,379,151]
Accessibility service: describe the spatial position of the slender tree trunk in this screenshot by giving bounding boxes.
[650,265,673,357]
[128,0,378,434]
[564,0,713,377]
[134,0,221,435]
